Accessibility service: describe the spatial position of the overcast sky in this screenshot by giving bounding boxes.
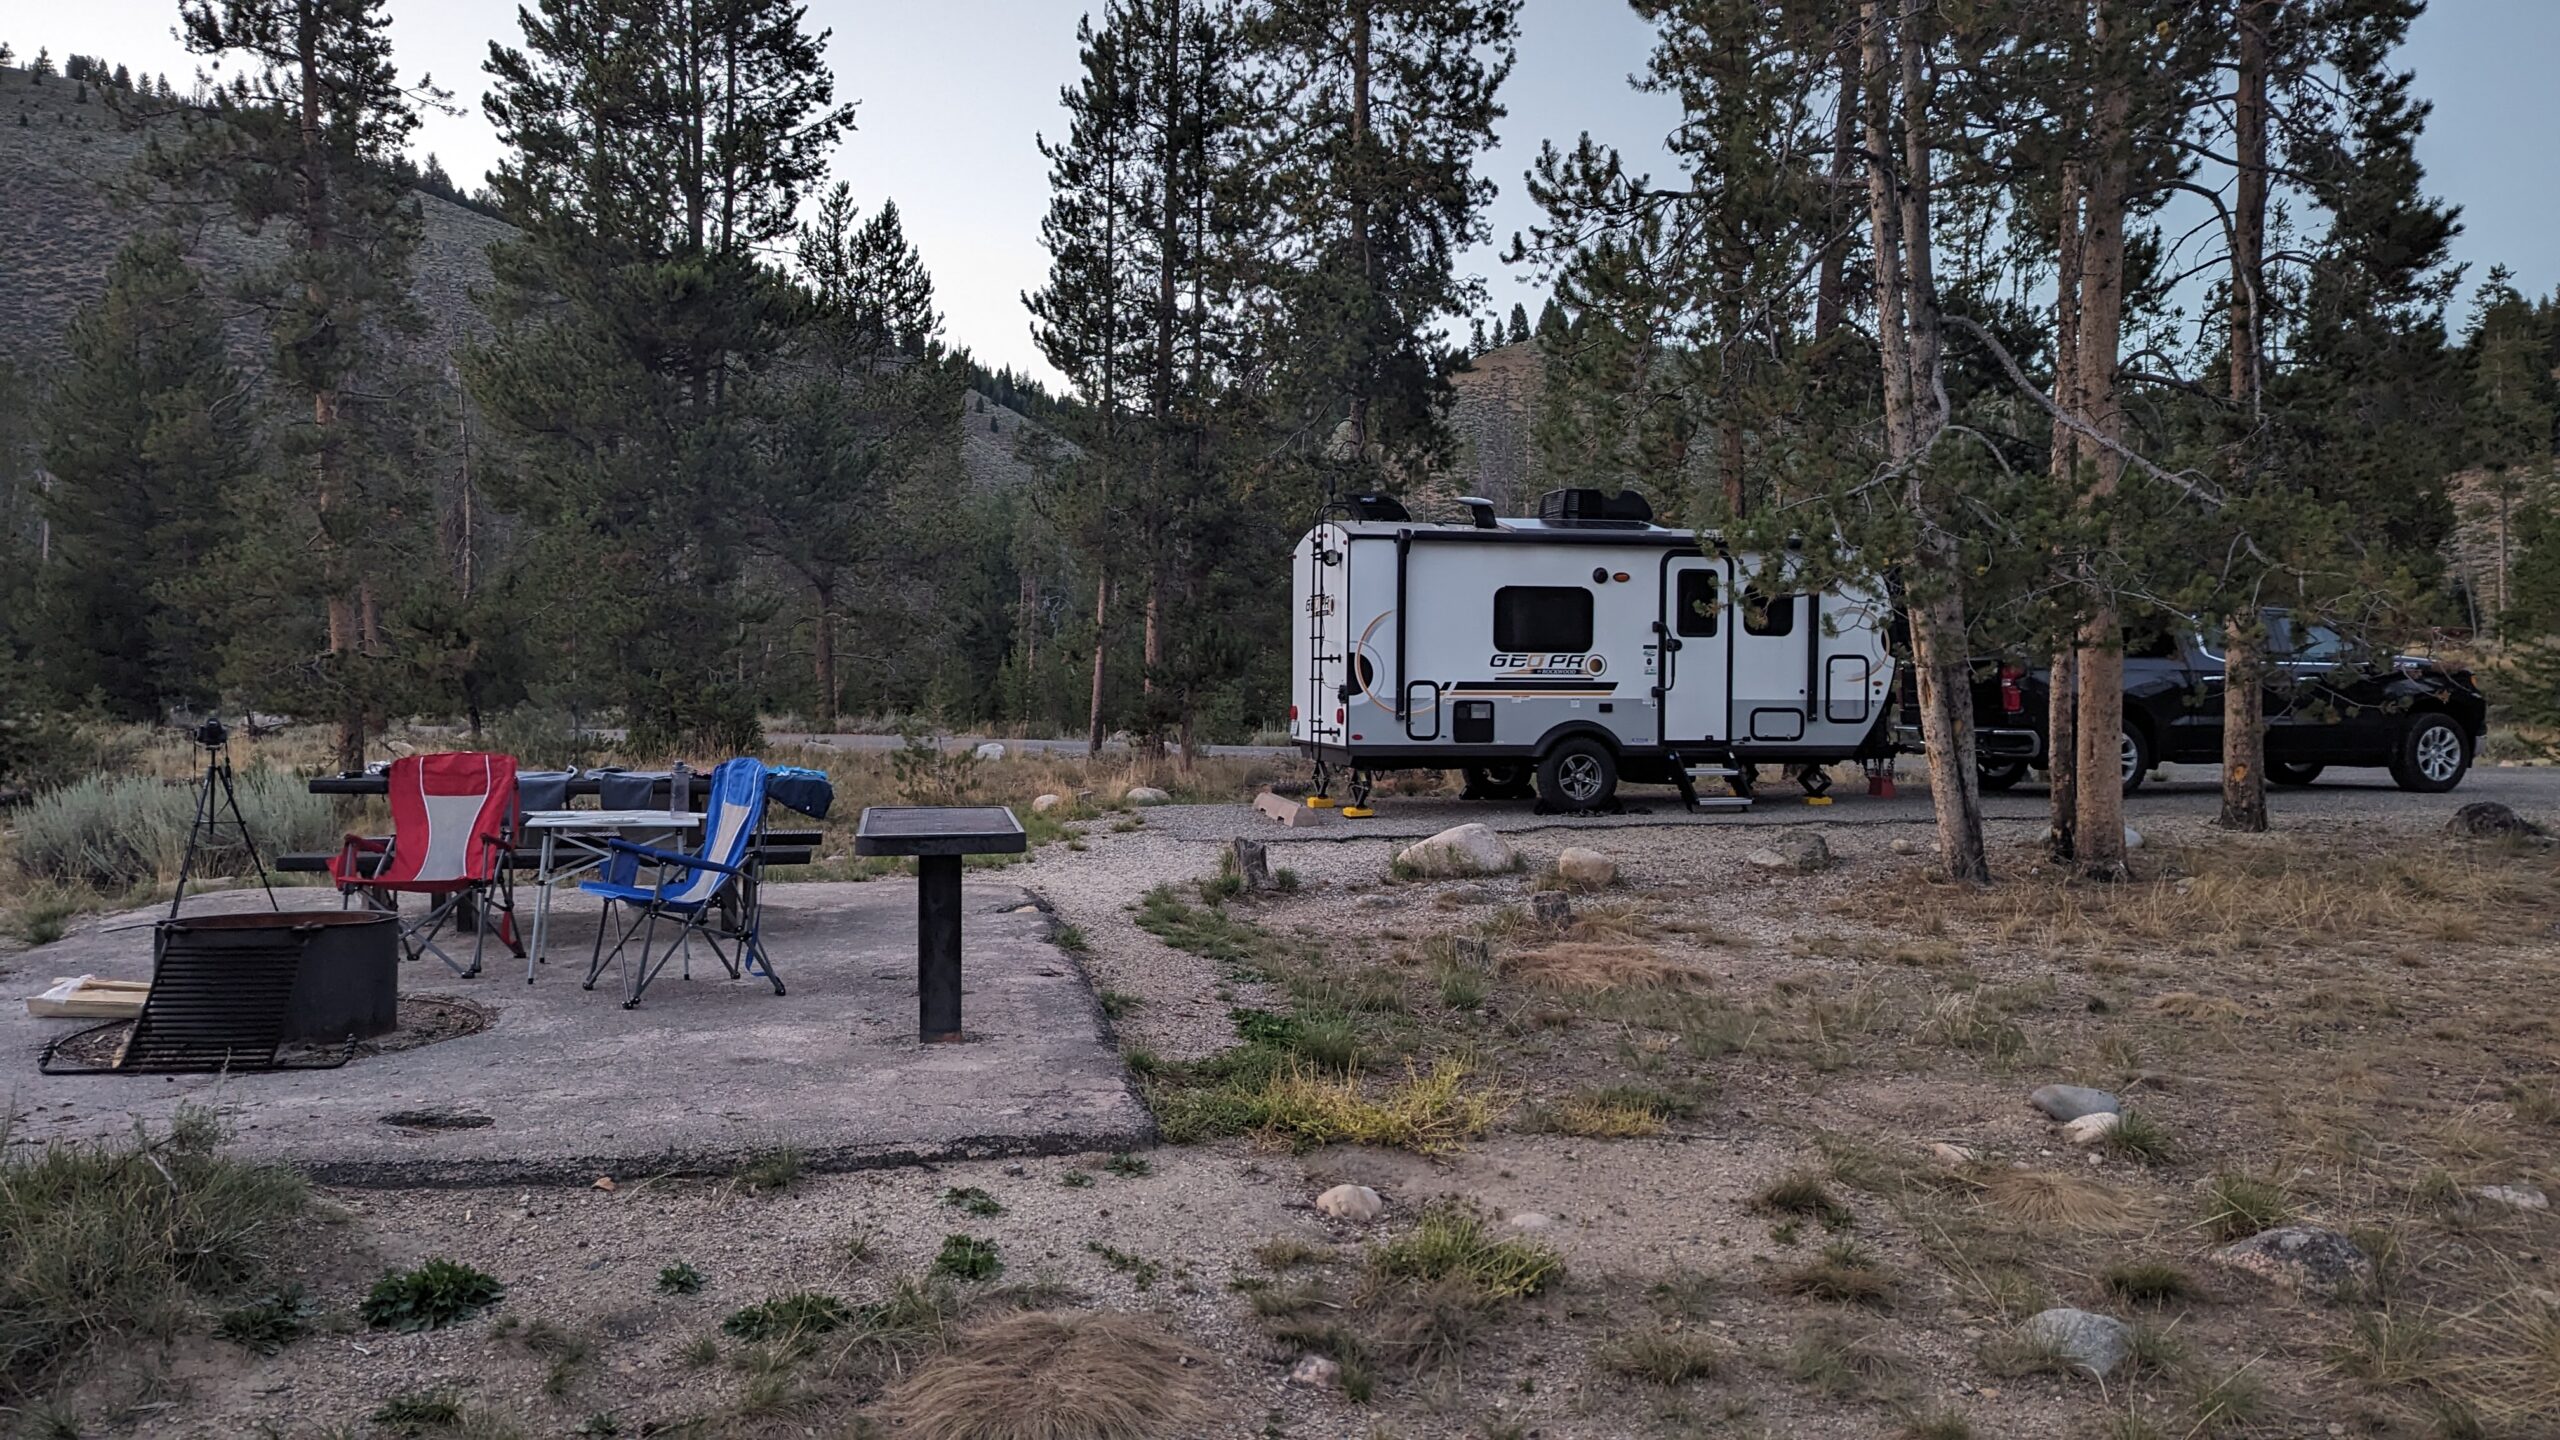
[23,1,2554,388]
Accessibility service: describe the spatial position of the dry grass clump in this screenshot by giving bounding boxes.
[884,1309,1212,1440]
[1785,1317,1911,1397]
[1754,1170,1855,1229]
[1776,1240,1898,1307]
[2150,991,2245,1024]
[1248,1059,1506,1155]
[1601,1328,1725,1386]
[2436,1291,2560,1433]
[1972,1168,2139,1232]
[1534,1092,1668,1138]
[1504,941,1707,992]
[1367,1203,1563,1301]
[2200,1173,2292,1241]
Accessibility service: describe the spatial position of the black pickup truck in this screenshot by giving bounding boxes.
[1952,610,2487,794]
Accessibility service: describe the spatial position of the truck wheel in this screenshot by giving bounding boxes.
[2267,760,2323,787]
[1537,738,1618,810]
[2389,714,2469,793]
[1462,763,1534,801]
[1977,759,2028,792]
[2118,726,2153,795]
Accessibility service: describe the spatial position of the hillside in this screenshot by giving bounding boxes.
[1446,339,1544,511]
[0,63,1060,487]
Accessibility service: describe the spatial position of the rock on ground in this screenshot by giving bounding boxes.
[2473,1183,2550,1211]
[2212,1225,2375,1299]
[1125,786,1173,806]
[2062,1112,2122,1146]
[1030,793,1066,814]
[1397,823,1519,878]
[973,741,1006,761]
[2019,1307,2134,1379]
[2029,1084,2121,1122]
[1554,847,1616,890]
[1929,1142,1978,1166]
[2445,801,2545,839]
[1530,891,1573,927]
[1744,833,1832,872]
[2123,825,2144,850]
[1315,1184,1383,1222]
[1287,1354,1342,1388]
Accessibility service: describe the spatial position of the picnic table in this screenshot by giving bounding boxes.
[853,806,1028,1043]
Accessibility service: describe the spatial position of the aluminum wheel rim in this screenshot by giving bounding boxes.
[2120,731,2140,783]
[1559,754,1604,801]
[2416,725,2461,783]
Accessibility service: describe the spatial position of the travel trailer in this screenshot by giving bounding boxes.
[1288,488,1899,813]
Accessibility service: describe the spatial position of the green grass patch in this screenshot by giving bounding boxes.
[1367,1202,1561,1300]
[933,1234,1004,1282]
[0,1107,311,1400]
[942,1185,1005,1217]
[656,1261,705,1296]
[721,1292,853,1342]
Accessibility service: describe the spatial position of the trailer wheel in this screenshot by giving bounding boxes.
[1463,763,1535,801]
[1537,737,1619,810]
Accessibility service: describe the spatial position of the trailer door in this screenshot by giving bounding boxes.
[1658,557,1730,746]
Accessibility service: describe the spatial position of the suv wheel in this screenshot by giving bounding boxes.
[2389,714,2469,793]
[1536,737,1619,810]
[2118,725,2153,796]
[2267,760,2324,787]
[1977,759,2028,792]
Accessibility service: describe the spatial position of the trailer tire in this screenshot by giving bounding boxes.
[1537,737,1619,810]
[1462,763,1535,801]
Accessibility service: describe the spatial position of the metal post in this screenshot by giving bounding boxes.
[918,854,964,1042]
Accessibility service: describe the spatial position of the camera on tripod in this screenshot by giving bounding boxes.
[192,716,230,750]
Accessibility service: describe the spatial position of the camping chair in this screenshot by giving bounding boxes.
[39,921,355,1074]
[329,752,524,978]
[580,756,782,1009]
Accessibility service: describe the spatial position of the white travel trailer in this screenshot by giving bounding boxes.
[1288,488,1900,812]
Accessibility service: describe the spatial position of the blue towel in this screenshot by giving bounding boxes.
[764,765,833,819]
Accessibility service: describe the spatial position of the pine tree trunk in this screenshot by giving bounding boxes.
[1813,39,1857,343]
[2218,0,2271,834]
[812,579,837,731]
[1863,0,1986,883]
[2047,160,2084,860]
[1346,0,1373,460]
[2071,11,2132,880]
[1086,571,1110,754]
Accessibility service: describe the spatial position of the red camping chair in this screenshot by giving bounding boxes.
[328,752,524,978]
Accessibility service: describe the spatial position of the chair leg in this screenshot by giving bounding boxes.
[583,897,624,991]
[624,907,666,1009]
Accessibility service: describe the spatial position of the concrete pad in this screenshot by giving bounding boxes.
[1,880,1150,1186]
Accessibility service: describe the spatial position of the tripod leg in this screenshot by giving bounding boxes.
[214,757,279,911]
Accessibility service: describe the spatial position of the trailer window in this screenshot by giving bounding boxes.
[1674,570,1720,637]
[1494,586,1593,652]
[1743,587,1797,637]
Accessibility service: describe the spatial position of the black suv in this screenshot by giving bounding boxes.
[1966,611,2487,794]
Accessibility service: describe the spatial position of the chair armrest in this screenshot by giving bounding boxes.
[604,837,745,878]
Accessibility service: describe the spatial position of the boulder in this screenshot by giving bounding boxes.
[1030,793,1066,814]
[2028,1084,2121,1122]
[1744,834,1833,872]
[2019,1307,2134,1380]
[1554,847,1617,890]
[2062,1112,2121,1146]
[2212,1225,2374,1299]
[1125,786,1172,806]
[1287,1354,1342,1388]
[1314,1184,1383,1222]
[2445,801,2545,839]
[1929,1142,1979,1167]
[1396,822,1518,878]
[2473,1183,2550,1212]
[973,741,1006,761]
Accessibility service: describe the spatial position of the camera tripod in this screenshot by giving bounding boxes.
[170,726,280,920]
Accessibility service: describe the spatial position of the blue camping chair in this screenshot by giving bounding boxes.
[579,757,782,1008]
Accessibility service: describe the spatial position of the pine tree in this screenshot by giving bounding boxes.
[31,47,52,80]
[1505,302,1528,345]
[1245,0,1521,483]
[161,0,434,769]
[0,45,15,69]
[475,0,855,749]
[35,233,254,718]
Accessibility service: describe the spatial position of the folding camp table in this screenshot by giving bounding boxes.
[853,806,1027,1042]
[518,811,702,983]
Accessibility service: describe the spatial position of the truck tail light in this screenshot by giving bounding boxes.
[1289,704,1299,720]
[1999,664,2024,715]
